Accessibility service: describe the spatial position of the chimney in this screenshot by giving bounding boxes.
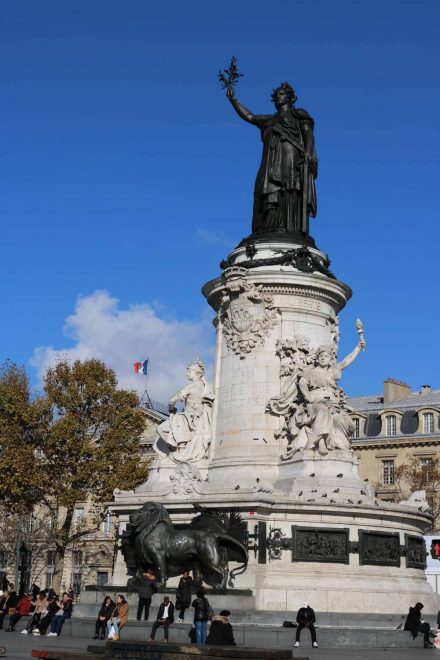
[383,378,412,404]
[420,384,432,394]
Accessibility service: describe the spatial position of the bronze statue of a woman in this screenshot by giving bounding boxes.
[226,81,318,237]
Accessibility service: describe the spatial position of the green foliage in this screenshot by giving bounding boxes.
[0,359,148,586]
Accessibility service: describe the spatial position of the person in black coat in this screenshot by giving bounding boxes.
[404,602,433,648]
[206,610,236,646]
[0,588,19,630]
[136,570,158,621]
[294,602,318,648]
[192,588,213,645]
[148,597,174,642]
[93,596,114,639]
[176,570,197,622]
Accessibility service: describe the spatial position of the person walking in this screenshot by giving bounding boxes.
[136,570,157,621]
[404,602,433,648]
[93,596,114,640]
[192,588,213,645]
[106,594,128,641]
[176,570,196,622]
[294,602,318,648]
[206,610,236,645]
[148,596,174,642]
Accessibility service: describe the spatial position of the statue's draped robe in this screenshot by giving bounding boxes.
[300,364,353,452]
[252,108,317,234]
[156,380,214,463]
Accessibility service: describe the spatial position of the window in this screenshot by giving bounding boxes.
[97,572,109,586]
[383,460,395,485]
[423,413,434,434]
[386,415,397,436]
[72,571,82,596]
[353,418,360,438]
[420,457,433,482]
[74,508,84,531]
[46,551,56,566]
[20,514,33,533]
[0,551,8,567]
[102,512,112,536]
[45,571,53,589]
[72,551,83,566]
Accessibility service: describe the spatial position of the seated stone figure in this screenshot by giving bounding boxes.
[298,342,364,456]
[154,360,214,464]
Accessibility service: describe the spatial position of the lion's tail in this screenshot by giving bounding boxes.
[216,533,248,587]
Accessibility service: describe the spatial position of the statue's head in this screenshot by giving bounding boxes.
[271,81,297,109]
[315,344,336,367]
[186,359,205,381]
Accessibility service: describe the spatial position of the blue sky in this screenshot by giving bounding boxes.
[1,0,439,401]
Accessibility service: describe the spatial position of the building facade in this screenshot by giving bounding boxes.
[350,379,440,528]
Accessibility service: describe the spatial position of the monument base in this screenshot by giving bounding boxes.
[110,487,439,614]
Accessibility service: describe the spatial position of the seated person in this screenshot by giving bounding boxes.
[47,592,73,636]
[404,602,433,648]
[7,593,32,631]
[294,602,318,648]
[148,597,174,642]
[33,593,60,635]
[206,610,236,646]
[22,590,48,635]
[0,586,19,631]
[106,594,128,641]
[94,596,114,640]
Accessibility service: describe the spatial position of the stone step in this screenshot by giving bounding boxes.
[53,619,431,649]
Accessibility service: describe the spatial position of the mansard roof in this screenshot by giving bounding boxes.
[349,389,440,414]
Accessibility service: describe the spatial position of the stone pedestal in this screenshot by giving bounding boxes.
[202,238,351,490]
[111,235,439,614]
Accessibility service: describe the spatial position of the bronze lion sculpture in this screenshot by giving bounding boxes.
[121,502,248,587]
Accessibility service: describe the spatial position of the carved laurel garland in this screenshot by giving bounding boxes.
[220,270,279,358]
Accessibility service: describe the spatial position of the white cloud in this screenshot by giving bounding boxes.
[195,227,234,248]
[31,290,215,404]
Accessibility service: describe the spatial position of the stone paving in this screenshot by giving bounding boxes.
[0,630,437,660]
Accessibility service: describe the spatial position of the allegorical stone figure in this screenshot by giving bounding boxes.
[226,81,318,236]
[267,326,365,458]
[154,360,214,464]
[297,342,364,455]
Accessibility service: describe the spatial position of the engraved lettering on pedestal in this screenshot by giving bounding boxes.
[220,268,278,358]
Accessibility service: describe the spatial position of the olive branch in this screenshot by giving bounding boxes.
[217,56,243,94]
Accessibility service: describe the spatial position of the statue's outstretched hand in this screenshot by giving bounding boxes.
[226,87,235,101]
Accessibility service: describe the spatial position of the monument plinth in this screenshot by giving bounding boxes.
[110,69,438,614]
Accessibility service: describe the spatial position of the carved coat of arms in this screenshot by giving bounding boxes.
[220,268,278,358]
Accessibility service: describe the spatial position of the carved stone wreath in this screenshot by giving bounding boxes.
[220,268,278,358]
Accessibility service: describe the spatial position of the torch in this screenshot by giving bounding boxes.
[356,319,366,350]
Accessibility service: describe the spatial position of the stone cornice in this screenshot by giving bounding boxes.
[352,436,440,450]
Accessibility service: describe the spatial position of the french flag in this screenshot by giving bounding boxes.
[133,359,149,375]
